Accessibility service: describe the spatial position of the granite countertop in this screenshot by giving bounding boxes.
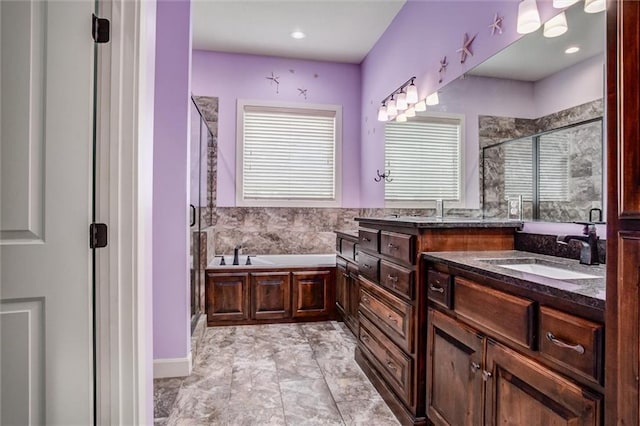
[423,250,605,311]
[355,217,523,229]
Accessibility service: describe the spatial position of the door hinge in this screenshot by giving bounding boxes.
[92,14,110,43]
[90,223,108,249]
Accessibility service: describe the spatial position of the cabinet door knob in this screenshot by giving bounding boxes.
[429,284,445,294]
[361,334,370,343]
[362,296,370,304]
[546,332,585,354]
[387,313,398,323]
[342,273,350,278]
[387,274,399,283]
[482,370,493,381]
[386,360,397,371]
[470,361,481,373]
[388,243,398,250]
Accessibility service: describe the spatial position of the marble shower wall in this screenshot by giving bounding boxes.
[480,99,603,221]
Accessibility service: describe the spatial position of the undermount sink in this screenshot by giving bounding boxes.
[479,257,602,280]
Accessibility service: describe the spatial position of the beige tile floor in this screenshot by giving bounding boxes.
[154,321,400,426]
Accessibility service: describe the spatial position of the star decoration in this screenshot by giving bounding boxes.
[438,56,449,83]
[266,72,280,93]
[489,13,503,35]
[297,88,308,100]
[456,33,476,64]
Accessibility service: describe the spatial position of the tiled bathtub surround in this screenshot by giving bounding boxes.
[211,207,481,256]
[154,321,399,425]
[480,100,603,222]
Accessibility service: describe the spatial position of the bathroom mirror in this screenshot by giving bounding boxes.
[399,2,605,222]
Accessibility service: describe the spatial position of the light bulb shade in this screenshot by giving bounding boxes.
[426,92,440,106]
[543,12,568,38]
[406,83,418,104]
[414,99,427,112]
[387,98,397,116]
[552,0,579,8]
[584,0,605,13]
[377,105,388,121]
[517,0,541,34]
[405,107,416,118]
[396,113,407,123]
[396,92,408,111]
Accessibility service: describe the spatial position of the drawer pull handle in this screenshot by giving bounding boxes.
[387,314,398,323]
[342,273,350,278]
[362,334,370,343]
[429,284,445,293]
[363,263,371,269]
[470,362,481,373]
[362,237,371,242]
[388,243,398,250]
[387,275,398,283]
[362,296,370,304]
[482,370,492,381]
[386,360,397,371]
[546,332,585,354]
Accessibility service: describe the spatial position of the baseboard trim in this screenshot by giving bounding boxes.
[153,352,192,379]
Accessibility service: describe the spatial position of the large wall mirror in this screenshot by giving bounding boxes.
[389,2,605,223]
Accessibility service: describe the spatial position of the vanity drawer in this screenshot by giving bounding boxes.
[359,314,413,406]
[360,277,414,353]
[380,260,414,300]
[454,277,535,349]
[359,228,379,253]
[380,231,416,265]
[539,306,603,384]
[358,251,380,282]
[426,269,453,310]
[340,239,356,261]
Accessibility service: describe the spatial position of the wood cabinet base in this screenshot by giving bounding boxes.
[355,348,427,426]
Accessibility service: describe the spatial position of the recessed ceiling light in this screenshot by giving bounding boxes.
[290,31,306,40]
[565,46,580,54]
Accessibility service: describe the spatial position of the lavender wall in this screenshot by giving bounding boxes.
[191,50,362,207]
[153,0,192,361]
[360,0,560,207]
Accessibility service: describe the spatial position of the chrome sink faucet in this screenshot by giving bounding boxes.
[233,245,242,266]
[556,223,599,265]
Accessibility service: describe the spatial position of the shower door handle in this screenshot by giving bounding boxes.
[190,204,196,227]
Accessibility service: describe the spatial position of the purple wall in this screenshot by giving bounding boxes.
[360,0,559,207]
[191,50,362,207]
[153,0,192,361]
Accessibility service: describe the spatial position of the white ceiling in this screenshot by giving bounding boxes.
[191,0,406,64]
[469,3,605,82]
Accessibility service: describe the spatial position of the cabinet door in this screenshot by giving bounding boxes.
[485,340,602,426]
[292,270,333,318]
[427,310,484,426]
[205,272,250,323]
[347,263,360,326]
[336,261,348,317]
[251,272,290,320]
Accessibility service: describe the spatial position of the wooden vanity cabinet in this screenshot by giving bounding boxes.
[425,262,604,426]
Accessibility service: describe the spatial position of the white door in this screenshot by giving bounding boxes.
[1,1,96,424]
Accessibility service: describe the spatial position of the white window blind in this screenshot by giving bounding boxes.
[384,117,462,203]
[504,138,533,202]
[240,105,338,204]
[539,133,569,202]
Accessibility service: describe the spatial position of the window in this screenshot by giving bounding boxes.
[538,132,569,202]
[503,138,534,202]
[384,115,463,206]
[237,101,341,207]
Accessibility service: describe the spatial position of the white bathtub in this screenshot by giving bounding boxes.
[208,254,336,269]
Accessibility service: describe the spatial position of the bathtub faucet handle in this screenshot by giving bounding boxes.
[214,255,226,266]
[245,255,255,266]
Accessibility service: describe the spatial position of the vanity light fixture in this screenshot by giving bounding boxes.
[396,113,407,123]
[377,77,417,121]
[552,0,579,8]
[584,0,605,13]
[377,103,389,121]
[543,11,568,38]
[517,0,541,34]
[565,46,580,54]
[290,31,306,39]
[414,99,427,112]
[426,92,440,106]
[405,106,416,118]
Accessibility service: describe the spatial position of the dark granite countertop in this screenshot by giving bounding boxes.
[423,250,605,311]
[355,217,523,229]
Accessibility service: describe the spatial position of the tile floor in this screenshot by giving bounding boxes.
[154,321,400,426]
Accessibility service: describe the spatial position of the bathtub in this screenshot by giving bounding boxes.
[207,253,336,269]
